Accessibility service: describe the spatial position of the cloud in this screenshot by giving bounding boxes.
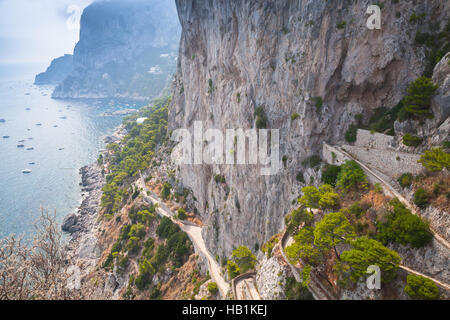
[0,0,93,63]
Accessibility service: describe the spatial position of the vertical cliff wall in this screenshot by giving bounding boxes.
[53,0,181,100]
[169,0,449,258]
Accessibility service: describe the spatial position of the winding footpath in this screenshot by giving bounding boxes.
[325,143,450,251]
[323,143,450,290]
[136,175,230,298]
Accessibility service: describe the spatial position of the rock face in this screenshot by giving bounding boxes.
[34,54,73,85]
[169,0,450,258]
[52,0,180,100]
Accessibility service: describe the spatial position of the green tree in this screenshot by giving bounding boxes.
[404,274,440,300]
[231,246,256,273]
[403,76,438,117]
[298,186,321,210]
[418,147,450,172]
[160,182,172,200]
[314,211,355,259]
[336,237,401,285]
[336,160,368,191]
[207,282,218,295]
[285,207,313,235]
[413,188,430,209]
[377,198,432,248]
[285,226,323,266]
[318,191,340,210]
[226,260,240,279]
[321,164,341,186]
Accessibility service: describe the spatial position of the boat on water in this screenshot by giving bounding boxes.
[58,147,65,151]
[25,108,31,111]
[29,162,35,165]
[2,135,10,139]
[36,123,42,126]
[17,144,25,148]
[22,169,32,174]
[26,146,34,150]
[18,139,25,143]
[59,116,67,119]
[0,118,5,123]
[53,125,58,127]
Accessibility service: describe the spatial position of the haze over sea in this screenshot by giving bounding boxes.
[0,63,145,238]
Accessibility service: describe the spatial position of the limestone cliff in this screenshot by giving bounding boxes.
[168,0,450,259]
[34,54,73,85]
[53,0,180,100]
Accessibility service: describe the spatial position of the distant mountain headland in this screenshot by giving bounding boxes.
[49,0,180,100]
[34,54,73,85]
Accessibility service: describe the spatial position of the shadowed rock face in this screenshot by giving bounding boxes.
[35,54,73,85]
[53,0,181,100]
[169,0,449,258]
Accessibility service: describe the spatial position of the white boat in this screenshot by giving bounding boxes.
[22,169,32,174]
[26,146,34,150]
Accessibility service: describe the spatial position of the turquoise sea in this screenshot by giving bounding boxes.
[0,63,146,238]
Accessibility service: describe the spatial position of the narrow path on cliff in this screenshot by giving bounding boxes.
[325,143,450,251]
[399,265,450,291]
[136,175,230,298]
[323,144,450,290]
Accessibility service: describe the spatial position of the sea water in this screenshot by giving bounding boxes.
[0,63,146,238]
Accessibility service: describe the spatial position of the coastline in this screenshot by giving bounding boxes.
[62,124,127,296]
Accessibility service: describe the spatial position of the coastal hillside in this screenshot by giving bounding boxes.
[52,0,180,100]
[170,0,450,259]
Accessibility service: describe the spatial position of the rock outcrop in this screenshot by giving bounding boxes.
[52,0,180,100]
[169,0,450,258]
[34,54,73,85]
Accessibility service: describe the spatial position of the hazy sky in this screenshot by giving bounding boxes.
[0,0,93,64]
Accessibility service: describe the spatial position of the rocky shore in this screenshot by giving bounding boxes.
[63,163,105,280]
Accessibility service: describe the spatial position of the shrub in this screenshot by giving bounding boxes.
[284,277,314,300]
[254,106,268,129]
[414,188,430,209]
[404,274,439,300]
[377,198,433,248]
[336,21,346,29]
[291,113,300,121]
[296,171,305,183]
[403,77,438,117]
[313,96,323,112]
[336,160,368,191]
[214,174,226,184]
[282,155,288,167]
[321,164,341,186]
[302,155,321,168]
[418,147,450,172]
[161,182,172,200]
[347,201,367,219]
[226,260,240,279]
[177,208,187,220]
[398,173,413,189]
[402,134,422,147]
[231,246,256,273]
[344,124,358,143]
[207,282,218,295]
